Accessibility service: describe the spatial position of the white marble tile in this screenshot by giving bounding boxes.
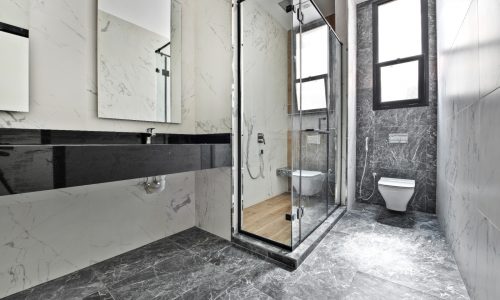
[0,0,233,297]
[437,0,500,298]
[195,167,232,240]
[194,0,233,134]
[97,10,168,122]
[0,172,196,298]
[0,0,29,29]
[240,0,289,207]
[0,0,197,133]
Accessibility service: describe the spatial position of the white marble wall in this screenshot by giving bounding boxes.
[347,0,358,210]
[195,167,232,240]
[0,0,235,297]
[0,0,232,134]
[0,0,29,29]
[0,172,196,298]
[98,10,168,122]
[194,0,233,134]
[241,0,289,208]
[437,0,500,298]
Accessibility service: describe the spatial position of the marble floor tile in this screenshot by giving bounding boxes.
[342,272,440,300]
[5,204,470,300]
[91,241,187,286]
[175,273,242,300]
[106,254,211,299]
[7,267,105,300]
[206,243,269,277]
[213,280,273,300]
[333,206,380,234]
[82,290,115,300]
[167,227,232,260]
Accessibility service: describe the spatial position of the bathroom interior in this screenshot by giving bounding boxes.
[0,0,498,299]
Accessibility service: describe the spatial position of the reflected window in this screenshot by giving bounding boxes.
[296,24,329,111]
[373,0,428,110]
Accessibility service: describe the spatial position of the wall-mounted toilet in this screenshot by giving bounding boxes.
[378,177,415,212]
[292,170,325,196]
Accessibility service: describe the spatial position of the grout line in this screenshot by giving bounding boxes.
[479,86,500,101]
[448,0,475,52]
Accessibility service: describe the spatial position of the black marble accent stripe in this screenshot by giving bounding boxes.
[0,144,231,196]
[0,21,29,38]
[0,129,231,145]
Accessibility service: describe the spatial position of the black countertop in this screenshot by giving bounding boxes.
[0,129,232,196]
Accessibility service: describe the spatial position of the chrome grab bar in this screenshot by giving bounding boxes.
[302,129,330,134]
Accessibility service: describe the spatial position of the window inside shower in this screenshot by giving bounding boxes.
[237,0,343,250]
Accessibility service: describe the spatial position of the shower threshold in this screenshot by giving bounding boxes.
[233,206,346,270]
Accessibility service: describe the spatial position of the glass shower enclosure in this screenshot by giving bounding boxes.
[237,0,343,250]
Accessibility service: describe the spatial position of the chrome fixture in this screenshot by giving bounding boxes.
[144,128,156,144]
[257,133,266,144]
[245,122,265,180]
[143,176,166,194]
[278,0,294,13]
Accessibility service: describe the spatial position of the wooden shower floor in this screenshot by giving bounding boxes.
[242,193,292,246]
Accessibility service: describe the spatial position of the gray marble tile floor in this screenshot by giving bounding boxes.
[5,203,469,300]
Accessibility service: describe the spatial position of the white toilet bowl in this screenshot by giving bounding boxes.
[292,170,325,196]
[378,177,415,212]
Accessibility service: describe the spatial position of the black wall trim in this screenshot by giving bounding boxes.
[0,129,231,145]
[0,21,29,38]
[0,129,231,196]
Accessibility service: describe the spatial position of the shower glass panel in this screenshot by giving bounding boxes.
[238,0,342,250]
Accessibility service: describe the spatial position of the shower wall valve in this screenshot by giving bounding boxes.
[257,133,265,144]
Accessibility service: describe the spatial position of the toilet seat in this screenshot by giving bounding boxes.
[292,170,322,177]
[378,177,415,188]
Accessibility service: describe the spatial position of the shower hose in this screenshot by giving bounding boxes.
[246,123,265,180]
[359,137,376,200]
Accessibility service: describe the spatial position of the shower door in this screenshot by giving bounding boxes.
[238,0,342,250]
[292,0,342,244]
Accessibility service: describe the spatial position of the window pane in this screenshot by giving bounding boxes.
[296,79,327,110]
[380,60,419,102]
[378,0,421,63]
[296,25,328,79]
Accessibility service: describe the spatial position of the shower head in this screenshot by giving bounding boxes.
[365,137,369,151]
[278,0,294,13]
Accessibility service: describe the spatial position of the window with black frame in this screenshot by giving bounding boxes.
[373,0,428,110]
[295,23,329,112]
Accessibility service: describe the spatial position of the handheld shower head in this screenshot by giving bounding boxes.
[365,137,369,151]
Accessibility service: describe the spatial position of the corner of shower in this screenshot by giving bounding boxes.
[233,0,347,267]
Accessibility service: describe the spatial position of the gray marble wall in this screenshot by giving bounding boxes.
[355,0,438,213]
[437,0,500,298]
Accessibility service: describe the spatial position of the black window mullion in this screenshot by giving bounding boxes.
[372,0,429,110]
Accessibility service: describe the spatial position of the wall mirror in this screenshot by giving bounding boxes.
[0,0,30,113]
[97,0,182,123]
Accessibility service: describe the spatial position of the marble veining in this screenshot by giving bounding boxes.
[240,0,289,208]
[355,0,438,213]
[437,0,500,298]
[0,0,232,134]
[0,172,196,298]
[5,204,469,300]
[97,10,169,122]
